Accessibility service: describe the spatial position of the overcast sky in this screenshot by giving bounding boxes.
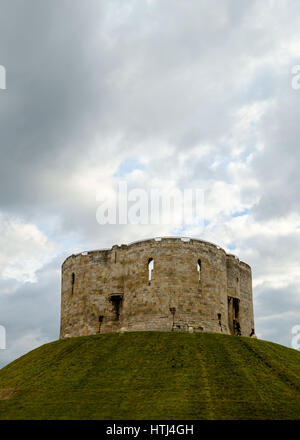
[1,0,300,367]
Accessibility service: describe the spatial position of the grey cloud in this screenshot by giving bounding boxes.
[254,283,300,348]
[0,256,60,368]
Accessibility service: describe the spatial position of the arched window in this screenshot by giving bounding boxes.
[148,258,154,282]
[197,259,201,281]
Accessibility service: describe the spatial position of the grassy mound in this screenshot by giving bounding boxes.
[0,332,299,419]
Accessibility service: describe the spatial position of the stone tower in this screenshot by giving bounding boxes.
[60,237,255,338]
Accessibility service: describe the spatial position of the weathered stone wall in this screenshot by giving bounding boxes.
[60,237,254,338]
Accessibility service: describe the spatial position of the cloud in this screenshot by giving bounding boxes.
[0,214,56,283]
[0,257,61,368]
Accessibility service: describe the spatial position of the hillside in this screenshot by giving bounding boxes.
[0,332,299,420]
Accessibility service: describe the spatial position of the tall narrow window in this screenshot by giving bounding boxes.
[233,298,239,320]
[217,313,222,330]
[148,258,154,282]
[71,272,75,295]
[110,295,123,321]
[197,259,201,281]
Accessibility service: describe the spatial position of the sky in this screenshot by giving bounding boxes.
[1,0,300,367]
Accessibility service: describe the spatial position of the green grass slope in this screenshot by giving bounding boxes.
[0,332,300,420]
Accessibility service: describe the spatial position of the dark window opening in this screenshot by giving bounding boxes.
[233,298,239,319]
[110,295,123,321]
[217,313,222,331]
[148,258,154,282]
[197,259,201,281]
[228,296,241,336]
[98,315,104,333]
[71,273,75,295]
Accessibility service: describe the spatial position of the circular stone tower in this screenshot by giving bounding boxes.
[60,237,255,338]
